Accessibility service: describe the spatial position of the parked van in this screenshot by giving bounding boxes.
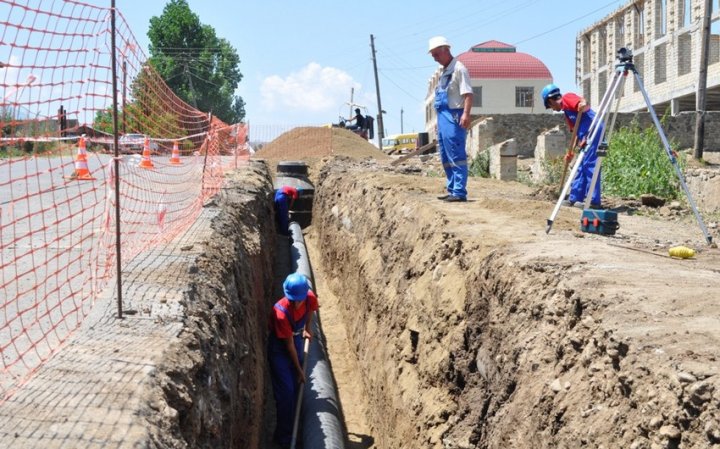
[382,133,418,154]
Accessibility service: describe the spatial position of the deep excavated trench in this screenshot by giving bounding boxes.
[166,154,718,449]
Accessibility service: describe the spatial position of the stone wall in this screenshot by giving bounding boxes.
[467,111,720,159]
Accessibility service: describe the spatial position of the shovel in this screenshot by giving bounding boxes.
[558,110,583,193]
[290,337,310,449]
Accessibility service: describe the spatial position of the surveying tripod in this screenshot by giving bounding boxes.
[545,47,713,245]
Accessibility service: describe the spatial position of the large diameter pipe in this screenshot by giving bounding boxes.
[288,222,346,449]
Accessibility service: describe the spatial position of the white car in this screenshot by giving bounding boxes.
[118,133,158,154]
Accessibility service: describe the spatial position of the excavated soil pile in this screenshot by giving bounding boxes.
[253,126,388,177]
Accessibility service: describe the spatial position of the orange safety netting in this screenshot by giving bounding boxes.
[0,0,250,401]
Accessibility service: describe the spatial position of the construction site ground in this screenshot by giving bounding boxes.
[1,126,718,449]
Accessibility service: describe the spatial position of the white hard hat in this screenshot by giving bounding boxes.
[428,36,451,53]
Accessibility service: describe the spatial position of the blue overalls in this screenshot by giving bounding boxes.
[274,189,291,235]
[435,72,468,200]
[564,107,603,205]
[268,301,307,446]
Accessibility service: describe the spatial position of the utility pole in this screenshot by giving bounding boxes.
[694,0,712,160]
[370,34,384,146]
[349,87,354,119]
[400,108,404,134]
[184,63,198,109]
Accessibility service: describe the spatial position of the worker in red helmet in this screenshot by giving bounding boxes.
[268,273,318,448]
[274,185,298,235]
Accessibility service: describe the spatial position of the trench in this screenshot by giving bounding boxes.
[169,157,717,449]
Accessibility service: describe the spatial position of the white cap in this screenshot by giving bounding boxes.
[428,36,451,53]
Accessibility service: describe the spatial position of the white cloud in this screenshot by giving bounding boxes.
[260,62,358,114]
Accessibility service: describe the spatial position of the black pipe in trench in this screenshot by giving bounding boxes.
[288,221,347,449]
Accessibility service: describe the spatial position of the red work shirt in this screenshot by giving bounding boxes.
[280,185,298,200]
[269,290,319,339]
[560,92,584,130]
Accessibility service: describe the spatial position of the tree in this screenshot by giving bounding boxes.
[147,0,245,124]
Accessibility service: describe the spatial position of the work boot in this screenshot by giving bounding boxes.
[437,194,451,200]
[444,195,466,203]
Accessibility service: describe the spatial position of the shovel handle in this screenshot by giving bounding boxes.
[290,337,310,449]
[558,110,583,194]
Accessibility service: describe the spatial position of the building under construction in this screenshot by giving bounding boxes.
[577,0,720,114]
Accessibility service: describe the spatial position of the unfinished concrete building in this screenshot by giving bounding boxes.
[577,0,720,114]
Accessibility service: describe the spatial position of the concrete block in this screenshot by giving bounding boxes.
[532,126,566,181]
[489,138,517,181]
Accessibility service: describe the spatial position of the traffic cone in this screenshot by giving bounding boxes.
[169,141,182,165]
[138,137,155,169]
[76,135,88,161]
[64,136,95,180]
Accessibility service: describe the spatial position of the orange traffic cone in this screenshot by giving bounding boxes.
[138,137,155,169]
[64,136,95,180]
[76,135,88,161]
[169,141,182,165]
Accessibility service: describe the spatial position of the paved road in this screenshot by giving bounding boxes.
[0,198,219,448]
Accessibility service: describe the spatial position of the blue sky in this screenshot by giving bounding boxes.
[117,0,628,136]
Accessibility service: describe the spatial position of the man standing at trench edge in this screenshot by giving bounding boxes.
[428,36,473,203]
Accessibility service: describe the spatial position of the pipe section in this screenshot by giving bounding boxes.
[288,221,346,449]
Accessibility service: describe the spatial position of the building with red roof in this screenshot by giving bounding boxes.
[425,40,553,132]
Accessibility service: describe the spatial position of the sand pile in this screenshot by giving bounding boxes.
[253,126,388,171]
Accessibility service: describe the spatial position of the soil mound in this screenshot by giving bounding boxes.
[254,126,387,161]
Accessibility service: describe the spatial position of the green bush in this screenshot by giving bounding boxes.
[539,156,565,186]
[468,150,490,178]
[604,121,684,199]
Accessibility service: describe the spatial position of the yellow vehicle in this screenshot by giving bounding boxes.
[382,133,418,154]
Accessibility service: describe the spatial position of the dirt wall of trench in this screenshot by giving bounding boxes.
[312,157,720,449]
[144,161,276,449]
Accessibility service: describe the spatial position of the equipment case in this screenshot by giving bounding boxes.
[580,209,619,235]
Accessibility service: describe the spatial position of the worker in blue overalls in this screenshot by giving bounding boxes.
[428,36,473,203]
[542,83,603,207]
[274,185,298,235]
[268,273,318,447]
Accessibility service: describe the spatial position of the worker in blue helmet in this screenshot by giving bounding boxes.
[542,83,603,207]
[267,272,318,447]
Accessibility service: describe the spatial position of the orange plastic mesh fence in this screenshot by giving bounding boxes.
[0,0,249,400]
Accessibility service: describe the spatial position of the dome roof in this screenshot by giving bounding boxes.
[457,40,552,80]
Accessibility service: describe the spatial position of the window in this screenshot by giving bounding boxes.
[636,4,645,47]
[678,32,692,76]
[472,86,482,107]
[515,87,533,108]
[657,0,667,37]
[583,79,591,105]
[655,43,667,84]
[633,53,644,92]
[598,72,607,99]
[682,0,691,27]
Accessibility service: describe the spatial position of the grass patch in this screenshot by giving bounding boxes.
[604,121,685,200]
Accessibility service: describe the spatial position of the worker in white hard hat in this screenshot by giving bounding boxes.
[428,36,473,203]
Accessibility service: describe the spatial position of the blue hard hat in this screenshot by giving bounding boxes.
[541,83,561,108]
[283,273,309,301]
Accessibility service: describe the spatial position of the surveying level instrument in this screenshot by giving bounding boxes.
[545,47,713,245]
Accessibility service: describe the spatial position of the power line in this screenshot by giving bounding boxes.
[513,1,623,46]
